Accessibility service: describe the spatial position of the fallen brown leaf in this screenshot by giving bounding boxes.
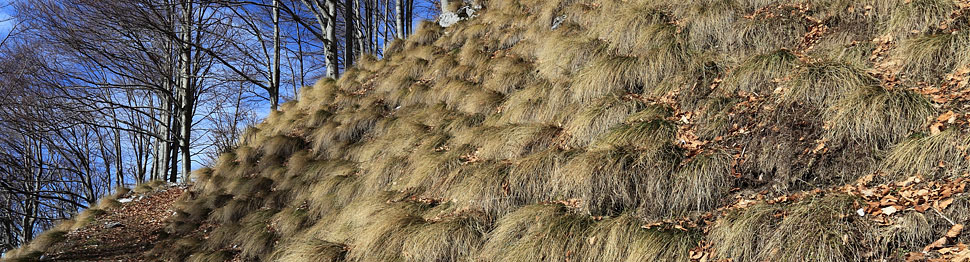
[925,237,948,252]
[939,198,955,210]
[947,224,964,238]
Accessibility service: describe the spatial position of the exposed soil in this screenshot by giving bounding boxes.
[43,186,186,262]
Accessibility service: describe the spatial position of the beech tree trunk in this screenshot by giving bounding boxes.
[395,0,404,39]
[179,0,194,182]
[271,0,281,110]
[325,0,338,77]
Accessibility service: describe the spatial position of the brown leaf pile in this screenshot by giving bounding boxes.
[847,175,969,260]
[45,186,186,261]
[845,176,966,223]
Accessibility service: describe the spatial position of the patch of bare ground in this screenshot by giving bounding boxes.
[44,186,186,261]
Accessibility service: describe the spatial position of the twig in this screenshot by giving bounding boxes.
[933,207,956,226]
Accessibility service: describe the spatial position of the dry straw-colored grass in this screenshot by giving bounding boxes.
[443,161,516,217]
[731,4,807,57]
[720,49,801,95]
[784,60,874,107]
[401,215,487,261]
[23,1,970,261]
[898,30,970,83]
[880,129,970,180]
[885,0,958,36]
[273,238,346,262]
[479,204,698,261]
[477,124,560,160]
[536,25,605,81]
[676,0,744,52]
[483,55,535,94]
[185,250,234,262]
[564,96,649,148]
[824,86,933,148]
[712,194,877,262]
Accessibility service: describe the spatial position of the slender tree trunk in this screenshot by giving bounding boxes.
[26,175,40,242]
[142,134,151,182]
[150,137,158,181]
[325,0,338,76]
[155,94,172,182]
[168,92,181,183]
[271,0,282,111]
[394,0,404,39]
[344,0,356,68]
[179,104,191,182]
[112,120,124,187]
[354,0,364,57]
[383,0,391,50]
[130,91,147,184]
[405,0,413,34]
[78,134,98,204]
[20,194,34,243]
[168,123,179,183]
[366,0,374,54]
[297,24,306,88]
[135,133,145,184]
[19,137,38,244]
[95,128,113,187]
[139,141,149,183]
[2,198,16,248]
[179,0,195,183]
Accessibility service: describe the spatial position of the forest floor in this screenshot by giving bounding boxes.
[25,177,970,262]
[42,186,186,261]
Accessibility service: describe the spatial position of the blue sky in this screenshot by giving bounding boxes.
[0,5,13,39]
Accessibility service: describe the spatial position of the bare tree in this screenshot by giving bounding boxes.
[0,0,440,251]
[0,43,107,250]
[178,0,195,182]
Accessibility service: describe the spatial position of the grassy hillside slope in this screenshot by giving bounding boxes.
[7,0,970,261]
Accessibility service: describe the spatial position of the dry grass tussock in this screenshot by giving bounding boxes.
[880,129,970,180]
[712,194,877,262]
[478,204,699,261]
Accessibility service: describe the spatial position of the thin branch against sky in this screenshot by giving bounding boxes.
[0,3,17,49]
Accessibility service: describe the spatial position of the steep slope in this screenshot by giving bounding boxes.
[8,0,970,261]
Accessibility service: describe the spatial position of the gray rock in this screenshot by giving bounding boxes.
[438,5,479,28]
[439,12,461,27]
[551,15,566,29]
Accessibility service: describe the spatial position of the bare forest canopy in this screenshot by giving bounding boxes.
[0,0,441,253]
[6,0,970,261]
